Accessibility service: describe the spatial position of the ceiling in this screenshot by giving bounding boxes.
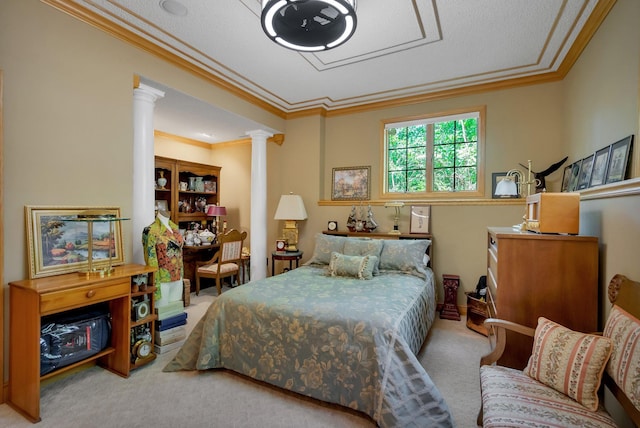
[47,0,614,143]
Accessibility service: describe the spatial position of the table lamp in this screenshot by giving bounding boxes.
[274,193,307,252]
[206,205,227,235]
[384,201,404,234]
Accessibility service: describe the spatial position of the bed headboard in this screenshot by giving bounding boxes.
[322,231,433,268]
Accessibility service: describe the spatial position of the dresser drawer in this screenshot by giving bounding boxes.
[40,279,130,315]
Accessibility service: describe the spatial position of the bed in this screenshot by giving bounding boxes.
[164,234,453,427]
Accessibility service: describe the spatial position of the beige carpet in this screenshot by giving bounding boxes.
[0,284,490,427]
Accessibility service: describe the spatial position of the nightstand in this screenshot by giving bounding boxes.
[271,251,303,276]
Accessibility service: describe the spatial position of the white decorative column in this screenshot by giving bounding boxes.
[247,129,272,281]
[132,83,164,264]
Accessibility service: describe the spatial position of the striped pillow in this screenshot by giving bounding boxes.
[603,305,640,413]
[524,317,612,411]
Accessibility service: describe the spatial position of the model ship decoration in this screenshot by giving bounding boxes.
[346,205,378,232]
[520,156,568,193]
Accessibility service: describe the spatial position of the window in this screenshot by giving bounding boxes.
[383,107,484,198]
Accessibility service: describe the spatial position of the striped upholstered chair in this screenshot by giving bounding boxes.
[195,229,247,296]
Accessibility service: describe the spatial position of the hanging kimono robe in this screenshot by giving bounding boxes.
[142,216,184,302]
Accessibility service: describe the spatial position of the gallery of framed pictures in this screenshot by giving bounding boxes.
[25,205,125,279]
[561,135,634,192]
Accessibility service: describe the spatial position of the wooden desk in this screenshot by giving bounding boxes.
[9,264,155,422]
[271,251,303,276]
[183,244,217,289]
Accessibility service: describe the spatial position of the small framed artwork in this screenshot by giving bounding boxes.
[605,135,634,184]
[410,205,431,234]
[331,166,371,201]
[577,154,595,190]
[492,172,519,198]
[561,165,572,192]
[25,206,125,279]
[567,161,582,192]
[589,145,611,188]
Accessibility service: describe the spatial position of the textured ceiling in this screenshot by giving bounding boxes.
[46,0,613,142]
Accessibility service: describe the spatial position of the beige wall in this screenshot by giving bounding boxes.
[1,1,639,418]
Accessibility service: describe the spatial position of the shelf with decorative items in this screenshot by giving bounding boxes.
[155,156,221,233]
[154,156,174,218]
[129,272,157,370]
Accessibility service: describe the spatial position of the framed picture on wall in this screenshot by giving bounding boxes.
[561,165,572,192]
[567,161,582,192]
[331,166,371,200]
[605,135,634,184]
[577,154,594,190]
[410,205,431,234]
[589,145,611,188]
[492,172,519,198]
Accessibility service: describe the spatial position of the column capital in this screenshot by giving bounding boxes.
[134,83,165,103]
[246,129,274,141]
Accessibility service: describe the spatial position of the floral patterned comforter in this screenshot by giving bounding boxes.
[164,266,453,427]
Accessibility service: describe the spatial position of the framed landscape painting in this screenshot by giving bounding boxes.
[25,206,125,279]
[331,166,371,200]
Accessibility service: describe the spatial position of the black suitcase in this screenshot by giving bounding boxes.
[40,304,111,375]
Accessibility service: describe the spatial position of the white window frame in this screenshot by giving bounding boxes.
[381,106,485,199]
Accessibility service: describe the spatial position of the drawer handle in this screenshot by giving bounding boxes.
[86,290,96,298]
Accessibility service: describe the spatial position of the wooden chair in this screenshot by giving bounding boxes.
[195,229,247,296]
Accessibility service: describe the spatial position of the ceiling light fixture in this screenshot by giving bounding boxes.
[160,0,188,17]
[261,0,357,52]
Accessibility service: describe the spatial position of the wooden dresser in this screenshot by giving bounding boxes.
[486,227,599,369]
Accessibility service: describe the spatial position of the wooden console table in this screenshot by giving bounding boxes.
[8,264,155,422]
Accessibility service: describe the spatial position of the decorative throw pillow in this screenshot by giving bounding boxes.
[343,238,384,275]
[378,239,431,279]
[304,233,346,266]
[524,317,612,411]
[603,305,640,413]
[328,252,377,280]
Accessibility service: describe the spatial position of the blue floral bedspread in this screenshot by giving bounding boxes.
[164,266,453,427]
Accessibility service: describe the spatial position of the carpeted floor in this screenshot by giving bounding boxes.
[0,283,490,427]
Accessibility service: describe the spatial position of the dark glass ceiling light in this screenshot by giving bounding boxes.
[261,0,357,52]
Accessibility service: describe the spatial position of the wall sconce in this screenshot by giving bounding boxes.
[274,193,308,252]
[384,202,404,234]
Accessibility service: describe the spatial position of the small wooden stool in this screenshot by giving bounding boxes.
[440,274,461,320]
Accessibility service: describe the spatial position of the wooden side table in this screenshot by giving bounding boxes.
[271,251,303,276]
[441,274,461,320]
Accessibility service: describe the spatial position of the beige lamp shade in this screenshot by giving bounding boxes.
[274,194,307,220]
[274,194,307,252]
